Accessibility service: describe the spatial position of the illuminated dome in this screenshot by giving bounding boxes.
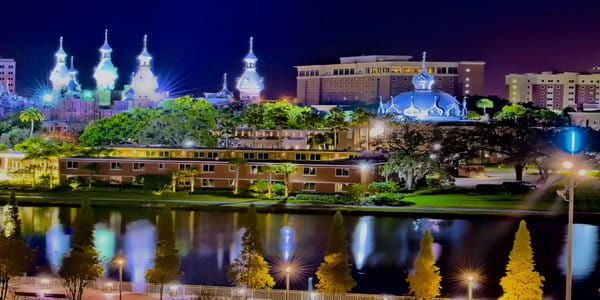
[378,52,466,121]
[93,29,118,91]
[49,36,70,93]
[131,34,161,106]
[236,36,264,103]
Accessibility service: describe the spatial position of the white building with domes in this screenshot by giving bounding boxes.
[130,34,161,107]
[49,36,70,93]
[236,37,264,103]
[378,52,467,121]
[93,29,118,91]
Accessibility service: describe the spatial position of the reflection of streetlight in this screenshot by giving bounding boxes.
[285,266,291,290]
[115,257,126,300]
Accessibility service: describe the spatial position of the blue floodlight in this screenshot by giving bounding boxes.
[42,93,53,102]
[565,128,582,154]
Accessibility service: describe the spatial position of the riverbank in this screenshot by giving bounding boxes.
[2,187,600,221]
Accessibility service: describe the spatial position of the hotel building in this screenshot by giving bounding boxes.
[0,58,16,94]
[295,55,485,105]
[505,72,600,111]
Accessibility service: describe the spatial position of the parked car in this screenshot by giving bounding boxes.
[501,181,538,194]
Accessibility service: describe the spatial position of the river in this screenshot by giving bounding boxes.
[4,205,599,299]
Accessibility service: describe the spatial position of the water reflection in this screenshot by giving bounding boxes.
[559,223,598,280]
[124,220,155,292]
[94,223,116,274]
[45,223,70,272]
[280,226,294,263]
[351,216,373,270]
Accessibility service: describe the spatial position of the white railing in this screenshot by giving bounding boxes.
[8,276,452,300]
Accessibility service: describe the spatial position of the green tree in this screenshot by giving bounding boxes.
[15,137,52,188]
[297,110,322,146]
[316,211,355,294]
[228,204,274,289]
[241,104,265,147]
[476,98,494,115]
[216,107,241,148]
[19,106,44,137]
[146,206,182,300]
[495,103,528,124]
[407,230,441,299]
[0,192,34,300]
[83,162,100,189]
[499,220,544,300]
[350,108,375,150]
[261,164,275,199]
[230,157,247,195]
[326,107,348,150]
[273,163,298,199]
[59,199,104,300]
[185,167,199,193]
[78,108,158,146]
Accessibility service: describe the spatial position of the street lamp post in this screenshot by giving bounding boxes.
[115,257,125,300]
[562,161,575,300]
[466,275,474,300]
[285,266,291,300]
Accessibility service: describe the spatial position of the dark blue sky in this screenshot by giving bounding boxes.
[3,0,600,98]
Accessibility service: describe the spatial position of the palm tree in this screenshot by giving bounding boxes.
[326,107,348,150]
[229,157,247,195]
[350,108,375,150]
[241,104,265,147]
[297,111,322,148]
[261,164,275,199]
[186,167,199,193]
[83,162,100,189]
[274,162,298,199]
[19,107,44,137]
[476,98,494,116]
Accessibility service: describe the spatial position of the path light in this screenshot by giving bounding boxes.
[114,256,126,300]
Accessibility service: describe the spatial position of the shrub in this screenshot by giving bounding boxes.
[294,193,353,204]
[373,192,406,206]
[368,181,398,193]
[346,183,365,202]
[134,174,171,192]
[272,183,285,196]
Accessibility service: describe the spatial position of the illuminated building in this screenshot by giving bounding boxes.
[377,52,467,121]
[204,73,234,106]
[0,58,16,94]
[506,71,600,111]
[130,34,161,107]
[236,37,264,103]
[296,54,484,105]
[67,56,81,95]
[93,29,118,92]
[49,36,70,93]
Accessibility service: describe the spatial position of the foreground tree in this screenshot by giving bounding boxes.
[229,157,247,195]
[316,211,355,294]
[476,98,494,116]
[59,199,103,300]
[499,220,544,300]
[0,192,34,300]
[228,205,274,289]
[273,163,298,199]
[146,206,182,300]
[19,106,44,137]
[407,230,441,299]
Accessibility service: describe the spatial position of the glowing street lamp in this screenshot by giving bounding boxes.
[115,256,126,300]
[285,265,292,300]
[466,275,475,300]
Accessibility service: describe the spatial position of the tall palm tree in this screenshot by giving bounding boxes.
[229,156,247,195]
[297,111,322,148]
[261,164,275,199]
[326,107,348,150]
[350,108,376,150]
[274,162,298,199]
[83,162,100,189]
[19,107,44,138]
[186,167,199,193]
[241,104,265,147]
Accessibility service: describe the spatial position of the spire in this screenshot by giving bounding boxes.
[143,34,148,52]
[56,36,67,57]
[411,50,435,90]
[223,73,228,90]
[69,56,74,70]
[100,28,113,52]
[243,36,258,65]
[94,28,118,91]
[421,51,427,73]
[104,29,108,44]
[249,36,254,53]
[59,36,64,51]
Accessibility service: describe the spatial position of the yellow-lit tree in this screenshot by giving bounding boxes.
[499,220,544,300]
[407,230,441,299]
[316,211,355,294]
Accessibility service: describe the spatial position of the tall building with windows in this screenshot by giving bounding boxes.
[0,58,16,94]
[505,72,600,111]
[296,54,484,106]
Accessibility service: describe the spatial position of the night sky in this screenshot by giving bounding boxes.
[2,0,600,99]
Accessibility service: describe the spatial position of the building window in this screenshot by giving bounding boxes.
[202,179,215,187]
[67,161,78,169]
[335,168,349,177]
[207,152,218,159]
[133,163,145,171]
[295,153,307,160]
[335,183,349,193]
[244,153,255,159]
[309,154,321,160]
[303,167,316,176]
[159,151,170,158]
[250,165,262,174]
[257,153,268,160]
[302,182,316,191]
[110,162,122,170]
[179,164,192,171]
[229,165,236,172]
[228,179,235,187]
[203,165,215,172]
[158,163,165,170]
[194,152,204,158]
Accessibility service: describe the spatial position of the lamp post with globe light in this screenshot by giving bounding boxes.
[285,265,292,300]
[114,257,126,300]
